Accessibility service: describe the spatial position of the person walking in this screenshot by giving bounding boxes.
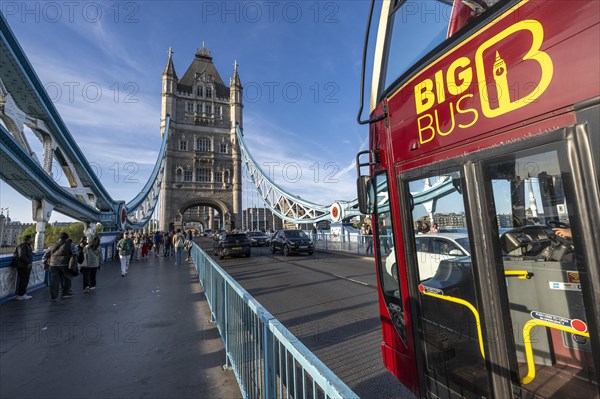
[43,232,74,301]
[13,235,34,300]
[365,225,373,255]
[81,236,102,292]
[153,231,162,257]
[163,232,171,257]
[117,232,135,277]
[173,229,185,265]
[184,230,193,261]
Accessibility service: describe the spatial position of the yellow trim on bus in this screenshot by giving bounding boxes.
[521,319,590,385]
[419,289,485,359]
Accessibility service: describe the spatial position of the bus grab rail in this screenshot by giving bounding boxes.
[190,243,358,399]
[418,284,485,360]
[521,319,589,385]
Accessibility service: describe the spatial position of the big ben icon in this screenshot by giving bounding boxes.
[493,50,511,110]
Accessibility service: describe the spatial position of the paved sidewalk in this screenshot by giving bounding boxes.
[0,253,241,399]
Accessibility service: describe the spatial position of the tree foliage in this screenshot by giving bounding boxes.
[18,222,85,248]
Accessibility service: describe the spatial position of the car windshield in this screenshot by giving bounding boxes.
[455,237,471,254]
[225,234,248,241]
[248,232,264,237]
[285,230,308,238]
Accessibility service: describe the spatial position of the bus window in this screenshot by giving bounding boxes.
[374,173,399,298]
[383,0,452,91]
[406,171,490,397]
[486,144,598,397]
[382,0,506,94]
[374,173,408,344]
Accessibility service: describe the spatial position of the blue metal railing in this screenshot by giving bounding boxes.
[191,243,358,399]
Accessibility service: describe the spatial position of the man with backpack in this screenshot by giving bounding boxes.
[173,229,186,265]
[43,232,74,302]
[117,232,135,277]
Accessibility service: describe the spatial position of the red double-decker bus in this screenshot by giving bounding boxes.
[356,0,599,397]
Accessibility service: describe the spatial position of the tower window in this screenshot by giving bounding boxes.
[220,142,228,154]
[187,102,193,113]
[179,140,187,151]
[206,86,213,98]
[196,85,203,97]
[184,170,193,182]
[196,137,211,152]
[196,168,212,182]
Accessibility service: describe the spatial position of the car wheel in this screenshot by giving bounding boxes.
[246,252,251,258]
[271,245,276,254]
[283,245,290,257]
[308,251,313,256]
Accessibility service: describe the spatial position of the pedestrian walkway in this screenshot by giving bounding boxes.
[0,253,241,399]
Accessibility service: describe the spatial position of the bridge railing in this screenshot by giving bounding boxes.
[191,243,358,399]
[304,231,390,257]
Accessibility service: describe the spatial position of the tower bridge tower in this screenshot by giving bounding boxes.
[159,45,243,232]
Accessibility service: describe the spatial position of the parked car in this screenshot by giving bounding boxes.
[213,232,251,259]
[385,233,471,282]
[246,231,270,246]
[271,229,314,256]
[202,229,212,237]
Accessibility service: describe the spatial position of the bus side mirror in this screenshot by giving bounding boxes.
[357,176,374,214]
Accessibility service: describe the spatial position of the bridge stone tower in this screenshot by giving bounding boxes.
[159,45,243,232]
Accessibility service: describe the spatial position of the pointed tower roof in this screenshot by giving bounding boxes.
[177,43,229,98]
[230,60,242,88]
[163,47,178,79]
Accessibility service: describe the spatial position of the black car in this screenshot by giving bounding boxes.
[213,233,251,259]
[246,231,270,246]
[271,229,314,256]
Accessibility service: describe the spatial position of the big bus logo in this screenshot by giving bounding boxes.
[414,20,554,145]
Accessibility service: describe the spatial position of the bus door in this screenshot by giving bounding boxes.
[401,133,599,398]
[404,169,491,398]
[483,139,599,398]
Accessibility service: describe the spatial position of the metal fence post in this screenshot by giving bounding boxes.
[262,316,276,399]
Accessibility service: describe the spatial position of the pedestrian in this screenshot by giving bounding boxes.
[12,234,34,300]
[365,225,373,255]
[184,230,193,261]
[43,232,74,302]
[133,233,141,261]
[81,236,102,293]
[430,223,440,234]
[153,231,162,257]
[173,229,185,265]
[163,232,171,256]
[117,232,135,277]
[311,225,317,242]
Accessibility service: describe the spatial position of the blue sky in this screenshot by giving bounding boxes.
[0,1,377,224]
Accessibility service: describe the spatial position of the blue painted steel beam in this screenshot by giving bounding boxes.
[0,13,115,212]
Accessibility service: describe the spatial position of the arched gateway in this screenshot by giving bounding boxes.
[158,45,243,232]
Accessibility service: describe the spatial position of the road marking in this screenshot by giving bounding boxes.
[333,274,369,286]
